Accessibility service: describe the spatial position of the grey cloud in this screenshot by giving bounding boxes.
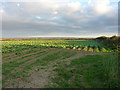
[1,1,118,38]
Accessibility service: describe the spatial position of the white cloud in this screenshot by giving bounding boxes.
[53,11,58,15]
[67,2,82,12]
[88,0,111,14]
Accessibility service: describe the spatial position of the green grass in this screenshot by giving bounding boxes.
[49,52,119,88]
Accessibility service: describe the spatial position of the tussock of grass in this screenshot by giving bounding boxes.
[101,53,119,87]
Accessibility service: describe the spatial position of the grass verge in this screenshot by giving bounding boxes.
[49,52,119,88]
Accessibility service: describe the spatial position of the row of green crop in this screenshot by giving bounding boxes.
[2,45,113,53]
[1,40,103,47]
[65,46,108,52]
[1,40,113,53]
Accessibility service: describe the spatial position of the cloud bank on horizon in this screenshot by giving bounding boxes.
[0,0,119,38]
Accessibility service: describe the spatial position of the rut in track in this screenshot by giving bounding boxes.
[5,49,103,88]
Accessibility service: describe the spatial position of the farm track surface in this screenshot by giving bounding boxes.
[3,48,103,88]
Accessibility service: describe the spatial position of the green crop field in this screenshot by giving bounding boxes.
[2,40,112,53]
[1,39,119,88]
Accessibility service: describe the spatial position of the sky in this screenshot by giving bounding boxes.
[0,0,119,38]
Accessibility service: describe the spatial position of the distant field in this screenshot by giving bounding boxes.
[1,39,119,88]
